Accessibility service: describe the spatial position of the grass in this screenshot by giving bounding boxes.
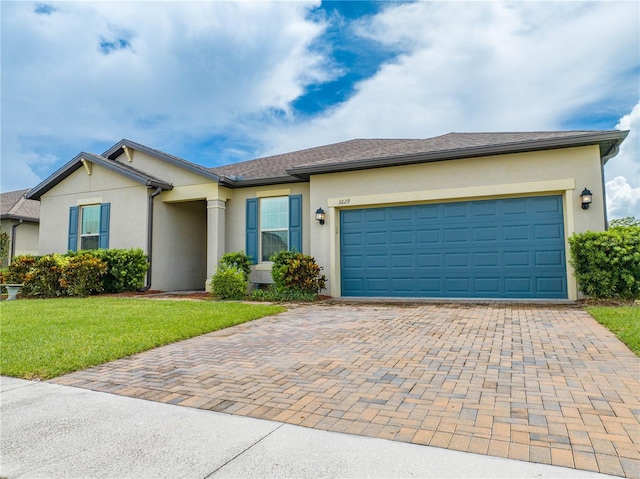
[586,305,640,356]
[0,297,285,380]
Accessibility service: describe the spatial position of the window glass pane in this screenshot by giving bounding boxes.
[261,231,288,262]
[260,197,288,230]
[81,205,101,235]
[81,236,99,250]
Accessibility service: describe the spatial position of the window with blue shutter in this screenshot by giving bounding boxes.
[99,203,110,249]
[69,203,111,251]
[246,198,258,263]
[289,195,302,252]
[246,195,303,262]
[68,206,79,252]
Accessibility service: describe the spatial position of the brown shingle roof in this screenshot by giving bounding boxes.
[1,189,40,221]
[210,130,627,185]
[211,139,412,182]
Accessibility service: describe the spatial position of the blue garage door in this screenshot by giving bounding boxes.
[340,196,567,299]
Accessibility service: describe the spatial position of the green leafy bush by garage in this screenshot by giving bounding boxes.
[251,250,326,302]
[6,249,147,298]
[211,265,247,299]
[569,218,640,300]
[219,251,252,281]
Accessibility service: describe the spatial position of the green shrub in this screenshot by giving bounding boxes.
[219,251,252,281]
[270,250,326,294]
[89,249,148,292]
[0,268,7,294]
[0,232,9,263]
[22,254,68,297]
[8,249,146,297]
[211,265,247,300]
[270,250,299,290]
[569,224,640,300]
[60,253,108,296]
[250,285,319,302]
[5,255,38,284]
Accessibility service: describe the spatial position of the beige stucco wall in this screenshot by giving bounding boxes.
[38,165,149,255]
[308,145,605,299]
[153,199,207,291]
[224,183,311,284]
[0,220,39,267]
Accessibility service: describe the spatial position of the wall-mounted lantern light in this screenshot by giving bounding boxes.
[315,207,326,225]
[580,188,593,210]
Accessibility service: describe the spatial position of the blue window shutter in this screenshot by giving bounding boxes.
[289,194,302,253]
[246,198,258,263]
[99,203,110,249]
[68,206,79,252]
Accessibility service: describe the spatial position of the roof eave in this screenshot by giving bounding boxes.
[26,152,173,200]
[287,130,630,178]
[0,214,39,223]
[219,175,306,189]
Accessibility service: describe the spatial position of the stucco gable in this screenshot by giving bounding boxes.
[26,152,173,201]
[104,139,220,183]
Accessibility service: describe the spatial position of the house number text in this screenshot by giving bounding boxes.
[338,198,351,205]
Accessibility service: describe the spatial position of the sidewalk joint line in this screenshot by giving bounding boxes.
[203,423,285,478]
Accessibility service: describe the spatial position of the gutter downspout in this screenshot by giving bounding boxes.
[601,142,621,230]
[139,187,162,292]
[10,220,23,264]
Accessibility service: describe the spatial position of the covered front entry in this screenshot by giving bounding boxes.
[340,195,567,299]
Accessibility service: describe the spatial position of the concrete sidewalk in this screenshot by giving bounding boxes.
[1,377,618,479]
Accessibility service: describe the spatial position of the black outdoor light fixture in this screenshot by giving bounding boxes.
[315,207,326,225]
[580,188,593,210]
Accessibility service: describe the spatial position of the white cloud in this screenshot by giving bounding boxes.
[606,101,640,189]
[1,1,326,191]
[606,176,640,219]
[260,1,639,153]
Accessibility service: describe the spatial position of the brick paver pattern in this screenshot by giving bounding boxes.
[52,303,640,478]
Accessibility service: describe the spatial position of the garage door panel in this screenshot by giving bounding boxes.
[444,228,469,242]
[473,226,499,241]
[535,250,563,266]
[342,232,363,246]
[341,196,567,299]
[391,230,413,245]
[504,251,531,267]
[417,229,440,244]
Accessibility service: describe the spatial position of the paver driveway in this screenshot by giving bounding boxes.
[52,303,639,478]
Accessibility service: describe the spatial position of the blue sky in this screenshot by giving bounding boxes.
[1,1,638,217]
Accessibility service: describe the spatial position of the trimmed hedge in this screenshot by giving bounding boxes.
[569,223,640,300]
[211,265,247,300]
[5,249,148,298]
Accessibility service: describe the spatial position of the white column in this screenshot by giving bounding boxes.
[205,199,226,291]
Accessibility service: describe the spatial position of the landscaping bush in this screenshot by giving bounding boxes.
[22,254,68,297]
[60,253,108,296]
[270,250,326,294]
[90,248,148,292]
[7,249,146,297]
[211,265,247,300]
[250,285,319,302]
[219,251,252,281]
[4,255,37,284]
[569,221,640,300]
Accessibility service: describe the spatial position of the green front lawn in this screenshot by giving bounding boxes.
[586,305,640,356]
[0,297,285,380]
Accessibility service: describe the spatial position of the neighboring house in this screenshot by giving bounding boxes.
[0,189,40,267]
[26,130,628,300]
